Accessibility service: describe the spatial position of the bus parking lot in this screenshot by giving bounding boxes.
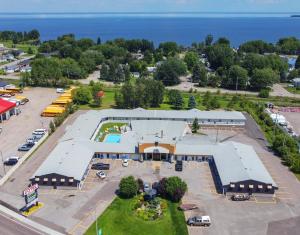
[0,87,59,176]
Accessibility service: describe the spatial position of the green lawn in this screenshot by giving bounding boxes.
[285,86,300,95]
[1,40,38,54]
[85,197,188,235]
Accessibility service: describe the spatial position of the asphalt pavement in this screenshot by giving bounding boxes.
[0,212,44,235]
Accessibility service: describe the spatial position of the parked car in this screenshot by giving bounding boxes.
[187,216,211,227]
[18,144,33,151]
[32,129,47,135]
[56,88,65,93]
[4,156,19,166]
[122,159,129,167]
[179,204,199,211]
[91,163,110,170]
[231,194,250,201]
[175,160,183,171]
[96,171,106,179]
[143,182,151,192]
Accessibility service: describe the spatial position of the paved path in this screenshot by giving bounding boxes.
[0,56,35,70]
[270,84,300,98]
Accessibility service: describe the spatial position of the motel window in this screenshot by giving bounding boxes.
[43,178,48,182]
[52,178,57,182]
[258,185,263,189]
[69,179,74,183]
[230,184,235,188]
[249,185,254,189]
[267,185,272,189]
[35,178,40,182]
[61,179,65,182]
[239,184,244,188]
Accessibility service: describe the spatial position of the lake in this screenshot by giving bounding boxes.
[0,13,300,47]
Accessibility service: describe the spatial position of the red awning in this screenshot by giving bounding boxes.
[0,99,16,114]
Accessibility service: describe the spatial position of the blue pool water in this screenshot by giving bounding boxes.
[104,134,121,143]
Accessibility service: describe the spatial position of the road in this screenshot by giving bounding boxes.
[0,56,35,70]
[0,213,44,235]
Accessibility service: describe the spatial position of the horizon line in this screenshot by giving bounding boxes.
[0,11,300,14]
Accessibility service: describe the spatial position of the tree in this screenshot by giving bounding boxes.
[165,176,187,202]
[258,89,270,98]
[295,56,300,69]
[222,65,248,90]
[192,118,200,133]
[155,58,187,86]
[250,68,279,90]
[61,58,86,79]
[239,40,275,54]
[205,34,214,46]
[184,51,199,71]
[173,92,184,110]
[96,37,102,45]
[158,42,179,56]
[73,87,93,105]
[49,121,56,134]
[192,63,207,86]
[188,96,197,109]
[209,96,221,110]
[90,82,103,107]
[119,176,138,198]
[27,47,34,54]
[205,44,235,70]
[215,37,230,46]
[277,37,300,54]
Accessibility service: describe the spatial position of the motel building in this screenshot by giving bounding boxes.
[0,98,16,123]
[31,109,278,195]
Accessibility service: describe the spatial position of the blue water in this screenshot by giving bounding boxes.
[0,13,300,46]
[104,134,121,143]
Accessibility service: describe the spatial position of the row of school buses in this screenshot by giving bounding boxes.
[41,87,75,117]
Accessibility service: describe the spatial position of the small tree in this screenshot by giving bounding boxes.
[258,89,270,98]
[49,121,56,134]
[119,176,138,198]
[192,118,200,133]
[173,92,184,110]
[73,87,93,105]
[188,96,197,109]
[165,177,187,202]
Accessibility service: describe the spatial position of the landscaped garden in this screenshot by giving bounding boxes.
[94,122,127,142]
[85,176,189,235]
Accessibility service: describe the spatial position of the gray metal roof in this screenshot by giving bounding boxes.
[212,142,277,187]
[34,140,95,181]
[33,109,259,185]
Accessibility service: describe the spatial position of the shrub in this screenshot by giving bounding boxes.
[258,89,270,98]
[119,176,138,198]
[157,177,187,202]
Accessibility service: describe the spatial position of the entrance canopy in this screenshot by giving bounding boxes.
[144,146,169,154]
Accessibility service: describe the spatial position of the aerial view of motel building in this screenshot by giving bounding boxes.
[31,108,278,195]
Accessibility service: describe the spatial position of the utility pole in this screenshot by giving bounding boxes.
[0,151,6,175]
[235,76,239,94]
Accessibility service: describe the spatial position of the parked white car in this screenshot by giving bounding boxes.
[56,88,65,93]
[122,159,129,167]
[96,171,106,179]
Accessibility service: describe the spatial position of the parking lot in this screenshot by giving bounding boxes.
[0,87,59,176]
[1,112,300,235]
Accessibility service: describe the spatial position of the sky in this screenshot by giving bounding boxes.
[0,0,299,13]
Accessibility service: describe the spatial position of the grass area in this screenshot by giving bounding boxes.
[85,197,188,235]
[285,86,300,95]
[95,122,126,142]
[1,40,38,54]
[78,85,300,111]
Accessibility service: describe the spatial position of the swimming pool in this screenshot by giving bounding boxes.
[104,134,121,143]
